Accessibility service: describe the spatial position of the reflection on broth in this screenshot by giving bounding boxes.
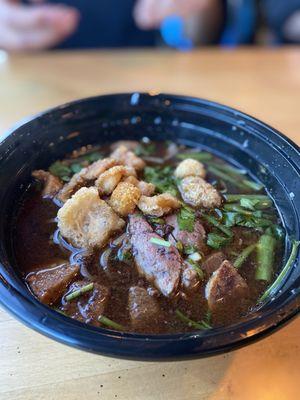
[14,139,284,334]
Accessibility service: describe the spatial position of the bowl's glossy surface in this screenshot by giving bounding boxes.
[0,93,299,360]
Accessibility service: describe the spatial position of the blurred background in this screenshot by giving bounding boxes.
[0,0,300,52]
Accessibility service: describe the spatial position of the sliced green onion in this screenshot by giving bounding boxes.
[98,315,125,331]
[260,240,300,302]
[225,194,272,206]
[202,214,232,237]
[208,165,244,188]
[188,252,202,262]
[223,203,262,216]
[175,310,211,330]
[177,152,213,161]
[149,237,171,247]
[65,283,94,302]
[234,243,256,269]
[241,179,264,191]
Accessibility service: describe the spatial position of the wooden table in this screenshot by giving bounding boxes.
[0,48,300,400]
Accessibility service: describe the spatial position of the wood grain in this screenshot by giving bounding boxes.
[0,48,299,400]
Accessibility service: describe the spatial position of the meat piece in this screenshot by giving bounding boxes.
[181,263,200,290]
[57,187,125,249]
[178,176,222,208]
[174,159,206,179]
[205,260,249,313]
[128,286,160,329]
[202,252,226,274]
[63,281,109,324]
[123,175,155,196]
[110,140,139,152]
[32,170,63,198]
[109,182,141,216]
[57,158,119,202]
[129,214,182,297]
[95,165,136,195]
[138,193,180,217]
[166,214,206,250]
[110,145,145,171]
[26,263,79,305]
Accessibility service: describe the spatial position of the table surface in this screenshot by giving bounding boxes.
[0,48,300,400]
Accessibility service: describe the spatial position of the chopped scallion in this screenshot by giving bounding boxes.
[177,152,213,161]
[65,283,94,302]
[149,237,171,247]
[98,315,125,331]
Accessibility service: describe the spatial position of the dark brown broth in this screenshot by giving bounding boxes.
[14,141,283,334]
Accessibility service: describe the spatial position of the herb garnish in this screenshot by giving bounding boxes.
[177,205,195,232]
[144,166,178,196]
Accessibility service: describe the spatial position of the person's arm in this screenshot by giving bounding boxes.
[0,0,79,51]
[262,0,300,42]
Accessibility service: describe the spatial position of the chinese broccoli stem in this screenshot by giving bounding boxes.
[255,234,276,282]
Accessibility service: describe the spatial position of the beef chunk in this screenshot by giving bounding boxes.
[26,263,79,305]
[128,286,160,329]
[202,252,226,275]
[57,187,125,249]
[63,281,109,324]
[205,260,249,323]
[32,170,63,198]
[129,214,182,297]
[166,214,206,250]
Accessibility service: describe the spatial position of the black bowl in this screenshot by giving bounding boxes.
[0,93,299,361]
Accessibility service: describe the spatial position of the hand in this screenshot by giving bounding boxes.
[0,0,79,51]
[134,0,213,29]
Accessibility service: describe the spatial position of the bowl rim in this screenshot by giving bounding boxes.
[0,92,299,360]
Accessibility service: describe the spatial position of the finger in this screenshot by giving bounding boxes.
[0,5,79,50]
[2,3,79,31]
[134,0,208,29]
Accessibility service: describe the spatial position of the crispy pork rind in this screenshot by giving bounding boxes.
[32,170,63,198]
[178,176,222,208]
[57,158,119,203]
[137,193,180,217]
[57,187,125,249]
[174,158,206,179]
[110,145,145,171]
[123,175,155,196]
[109,182,141,216]
[95,165,136,195]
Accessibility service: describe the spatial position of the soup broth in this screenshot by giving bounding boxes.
[14,140,284,334]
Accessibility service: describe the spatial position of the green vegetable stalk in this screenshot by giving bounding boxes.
[259,240,300,302]
[98,315,125,331]
[255,234,276,282]
[65,283,94,302]
[234,243,256,269]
